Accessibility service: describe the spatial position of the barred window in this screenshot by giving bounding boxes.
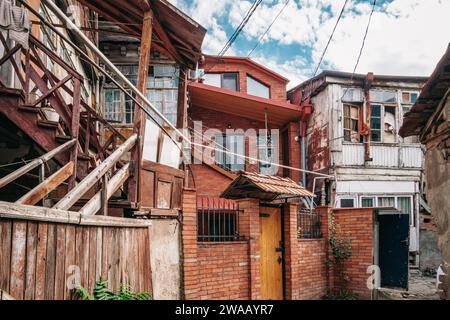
[297,208,322,239]
[197,197,243,242]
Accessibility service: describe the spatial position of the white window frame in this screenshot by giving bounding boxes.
[358,194,414,225]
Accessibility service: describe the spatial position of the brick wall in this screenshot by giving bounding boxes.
[202,58,288,102]
[331,208,374,299]
[196,243,250,299]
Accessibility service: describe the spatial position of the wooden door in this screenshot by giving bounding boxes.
[259,206,283,300]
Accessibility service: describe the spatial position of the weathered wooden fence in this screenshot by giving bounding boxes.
[0,202,152,300]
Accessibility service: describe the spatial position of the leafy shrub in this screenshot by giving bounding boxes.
[76,279,152,300]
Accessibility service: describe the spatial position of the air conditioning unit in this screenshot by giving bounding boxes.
[188,69,205,81]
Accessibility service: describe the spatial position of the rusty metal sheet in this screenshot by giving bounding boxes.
[221,171,314,200]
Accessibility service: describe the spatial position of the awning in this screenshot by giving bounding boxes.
[188,82,303,127]
[76,0,206,68]
[221,171,314,201]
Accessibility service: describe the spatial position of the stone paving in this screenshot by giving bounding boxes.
[377,269,440,300]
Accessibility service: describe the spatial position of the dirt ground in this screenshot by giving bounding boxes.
[377,269,440,300]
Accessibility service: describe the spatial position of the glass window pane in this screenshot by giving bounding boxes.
[222,73,238,91]
[378,197,395,207]
[203,73,221,87]
[371,105,381,117]
[340,199,354,208]
[361,197,374,207]
[247,75,270,98]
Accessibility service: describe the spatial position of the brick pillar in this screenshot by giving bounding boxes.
[237,199,261,300]
[181,188,199,299]
[316,206,333,295]
[287,122,301,183]
[283,202,299,300]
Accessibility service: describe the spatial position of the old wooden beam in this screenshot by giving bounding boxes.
[15,162,74,206]
[129,9,153,208]
[68,79,82,190]
[53,134,137,211]
[0,139,76,190]
[78,163,131,216]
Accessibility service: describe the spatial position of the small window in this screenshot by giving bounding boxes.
[370,104,382,142]
[104,89,121,122]
[197,197,242,242]
[257,132,278,175]
[384,106,396,143]
[402,92,419,104]
[343,104,361,142]
[124,91,135,124]
[342,88,363,102]
[370,90,397,103]
[247,75,270,98]
[340,198,355,208]
[361,197,375,207]
[204,73,238,91]
[378,197,395,207]
[215,134,245,172]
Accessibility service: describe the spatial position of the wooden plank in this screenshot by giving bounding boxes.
[16,162,74,205]
[142,160,185,178]
[78,163,130,215]
[112,228,120,291]
[95,228,103,284]
[34,223,47,300]
[0,201,151,227]
[68,79,81,190]
[129,9,153,207]
[74,227,83,290]
[54,224,66,300]
[101,227,110,283]
[10,221,27,299]
[0,220,12,293]
[88,227,97,293]
[0,139,75,190]
[81,227,90,292]
[44,223,56,300]
[53,134,137,210]
[144,226,152,293]
[24,222,37,300]
[63,225,76,300]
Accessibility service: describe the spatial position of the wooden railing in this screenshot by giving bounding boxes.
[0,32,127,188]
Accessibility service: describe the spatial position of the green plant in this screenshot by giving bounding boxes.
[326,212,352,285]
[75,279,152,300]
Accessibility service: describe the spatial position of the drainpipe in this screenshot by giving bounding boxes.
[364,73,374,162]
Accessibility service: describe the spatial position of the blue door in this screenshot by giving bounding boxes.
[378,213,409,289]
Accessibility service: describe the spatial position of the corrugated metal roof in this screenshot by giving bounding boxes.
[221,171,314,201]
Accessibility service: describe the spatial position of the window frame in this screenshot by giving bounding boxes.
[204,72,240,92]
[215,133,245,172]
[343,103,361,143]
[246,74,270,99]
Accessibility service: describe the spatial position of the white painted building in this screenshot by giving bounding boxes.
[288,71,428,261]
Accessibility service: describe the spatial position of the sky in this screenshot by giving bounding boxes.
[167,0,450,89]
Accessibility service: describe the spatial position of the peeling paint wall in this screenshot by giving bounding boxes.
[150,219,181,300]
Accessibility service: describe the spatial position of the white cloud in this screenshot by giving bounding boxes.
[171,0,450,85]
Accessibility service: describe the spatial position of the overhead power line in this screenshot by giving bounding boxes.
[340,0,377,100]
[217,0,263,56]
[247,0,290,57]
[312,0,349,77]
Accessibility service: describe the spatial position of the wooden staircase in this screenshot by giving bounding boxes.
[0,32,135,214]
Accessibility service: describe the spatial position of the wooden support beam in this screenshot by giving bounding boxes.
[0,139,76,190]
[68,79,81,190]
[53,134,137,211]
[78,163,131,216]
[129,10,153,208]
[15,162,74,205]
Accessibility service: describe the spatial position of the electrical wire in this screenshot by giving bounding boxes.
[340,0,377,101]
[312,0,349,77]
[247,0,290,57]
[217,0,263,57]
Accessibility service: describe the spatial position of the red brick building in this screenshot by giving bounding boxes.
[181,56,375,300]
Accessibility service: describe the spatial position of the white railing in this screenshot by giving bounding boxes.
[340,143,423,168]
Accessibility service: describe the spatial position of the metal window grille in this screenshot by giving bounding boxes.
[297,208,322,239]
[197,196,243,242]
